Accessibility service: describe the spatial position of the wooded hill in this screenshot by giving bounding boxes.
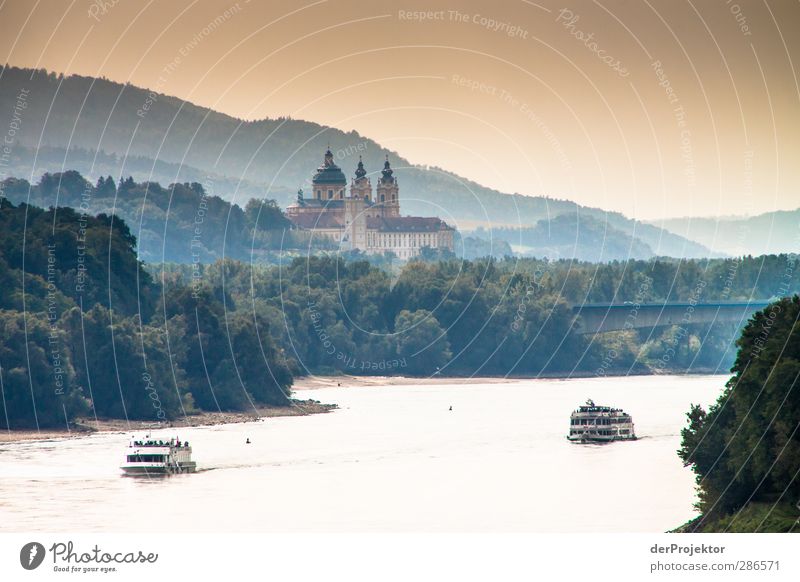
[0,66,711,259]
[679,295,800,532]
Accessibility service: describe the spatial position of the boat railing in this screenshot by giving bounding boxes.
[130,439,190,448]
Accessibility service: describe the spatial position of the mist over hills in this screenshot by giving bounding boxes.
[651,210,800,257]
[471,214,656,262]
[0,66,714,259]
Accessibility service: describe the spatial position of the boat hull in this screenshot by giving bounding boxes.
[121,462,196,475]
[567,434,637,443]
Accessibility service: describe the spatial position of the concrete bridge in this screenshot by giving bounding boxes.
[572,301,772,334]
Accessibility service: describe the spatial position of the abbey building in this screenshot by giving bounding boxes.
[286,148,455,259]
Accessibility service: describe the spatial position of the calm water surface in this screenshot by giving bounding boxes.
[0,375,724,532]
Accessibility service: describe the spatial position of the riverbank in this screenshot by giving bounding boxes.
[293,368,727,389]
[671,502,800,533]
[293,375,513,389]
[0,399,336,444]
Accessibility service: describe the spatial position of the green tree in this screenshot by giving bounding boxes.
[678,296,800,531]
[0,310,89,429]
[394,309,451,375]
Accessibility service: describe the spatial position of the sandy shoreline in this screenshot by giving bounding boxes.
[0,398,335,444]
[291,375,515,389]
[291,368,724,390]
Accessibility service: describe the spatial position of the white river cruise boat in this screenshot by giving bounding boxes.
[568,399,637,443]
[120,435,196,475]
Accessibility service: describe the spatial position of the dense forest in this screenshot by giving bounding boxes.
[0,66,714,258]
[0,201,292,429]
[678,295,800,532]
[156,252,797,381]
[3,194,799,429]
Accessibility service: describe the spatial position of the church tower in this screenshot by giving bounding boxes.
[343,156,369,250]
[350,156,371,201]
[376,155,399,218]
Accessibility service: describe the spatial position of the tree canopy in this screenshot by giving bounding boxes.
[679,295,800,532]
[0,201,292,430]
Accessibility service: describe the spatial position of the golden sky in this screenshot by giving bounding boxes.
[1,0,798,219]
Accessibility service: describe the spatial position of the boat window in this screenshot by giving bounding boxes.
[127,454,166,463]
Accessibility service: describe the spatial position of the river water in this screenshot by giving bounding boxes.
[0,375,724,532]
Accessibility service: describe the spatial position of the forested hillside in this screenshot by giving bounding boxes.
[0,66,710,258]
[1,170,298,263]
[0,201,292,429]
[678,296,800,532]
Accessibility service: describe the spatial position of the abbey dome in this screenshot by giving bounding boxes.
[311,149,347,185]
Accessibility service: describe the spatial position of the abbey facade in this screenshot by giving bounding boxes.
[286,148,455,260]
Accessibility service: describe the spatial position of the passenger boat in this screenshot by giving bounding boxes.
[567,399,636,443]
[120,435,196,475]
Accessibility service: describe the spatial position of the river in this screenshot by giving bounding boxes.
[0,374,724,532]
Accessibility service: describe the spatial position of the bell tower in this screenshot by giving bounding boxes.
[350,156,371,201]
[376,155,399,218]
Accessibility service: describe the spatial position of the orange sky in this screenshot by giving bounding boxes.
[1,0,798,219]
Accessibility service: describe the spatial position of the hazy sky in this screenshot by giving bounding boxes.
[1,0,798,219]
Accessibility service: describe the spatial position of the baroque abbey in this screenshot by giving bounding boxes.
[286,148,455,259]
